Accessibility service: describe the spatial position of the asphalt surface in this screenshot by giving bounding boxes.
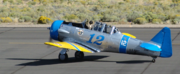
[0,27,180,74]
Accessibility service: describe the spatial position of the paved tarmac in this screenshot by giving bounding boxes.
[0,27,179,74]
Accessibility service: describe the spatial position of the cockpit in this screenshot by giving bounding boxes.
[92,22,121,34]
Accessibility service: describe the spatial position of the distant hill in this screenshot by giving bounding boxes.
[0,0,180,25]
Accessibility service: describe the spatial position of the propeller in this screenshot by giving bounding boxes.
[47,27,53,48]
[47,36,53,48]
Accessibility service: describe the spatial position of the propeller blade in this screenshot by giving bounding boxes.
[47,37,52,48]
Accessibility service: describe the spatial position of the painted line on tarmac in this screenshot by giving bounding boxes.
[172,43,180,45]
[9,42,43,44]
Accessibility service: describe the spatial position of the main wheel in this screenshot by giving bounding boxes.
[75,51,84,60]
[58,53,68,62]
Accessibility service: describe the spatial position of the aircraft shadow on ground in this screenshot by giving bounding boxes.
[7,55,152,66]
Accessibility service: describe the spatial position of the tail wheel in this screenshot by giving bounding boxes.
[152,59,156,63]
[58,53,68,62]
[75,51,84,60]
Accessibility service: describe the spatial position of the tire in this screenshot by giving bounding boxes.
[58,53,68,62]
[75,51,84,60]
[152,59,156,63]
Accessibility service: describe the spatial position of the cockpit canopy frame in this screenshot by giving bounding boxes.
[92,22,120,35]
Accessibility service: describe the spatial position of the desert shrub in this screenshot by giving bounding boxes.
[0,12,8,17]
[21,7,31,12]
[33,0,40,3]
[118,18,128,24]
[37,7,45,12]
[124,0,130,3]
[64,14,78,21]
[0,18,2,23]
[32,19,38,24]
[28,1,36,5]
[101,14,111,22]
[18,16,25,22]
[18,19,24,23]
[16,0,22,4]
[133,18,147,24]
[88,1,97,5]
[154,1,159,5]
[0,17,12,23]
[157,13,168,21]
[92,14,103,21]
[38,16,52,24]
[126,11,141,22]
[171,14,180,24]
[76,13,90,21]
[42,0,52,5]
[3,0,13,3]
[172,18,180,24]
[172,0,180,3]
[101,14,119,22]
[92,5,101,12]
[142,12,158,22]
[80,1,86,6]
[98,0,104,4]
[118,2,124,5]
[152,19,162,24]
[9,12,21,18]
[0,7,9,12]
[23,16,32,22]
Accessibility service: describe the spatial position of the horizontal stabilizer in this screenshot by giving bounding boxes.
[140,42,162,52]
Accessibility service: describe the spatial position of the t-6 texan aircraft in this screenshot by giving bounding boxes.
[45,20,172,63]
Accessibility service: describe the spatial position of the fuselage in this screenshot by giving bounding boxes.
[58,24,160,57]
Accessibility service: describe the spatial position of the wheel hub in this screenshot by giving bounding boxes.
[60,54,65,60]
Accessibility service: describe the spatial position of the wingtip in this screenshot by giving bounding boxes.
[44,42,50,44]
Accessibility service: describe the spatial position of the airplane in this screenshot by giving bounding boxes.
[44,20,172,63]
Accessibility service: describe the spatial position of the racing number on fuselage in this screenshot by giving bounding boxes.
[121,40,127,46]
[87,34,105,45]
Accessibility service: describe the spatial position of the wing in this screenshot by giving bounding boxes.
[44,42,99,53]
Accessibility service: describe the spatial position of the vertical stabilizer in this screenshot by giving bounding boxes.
[150,27,172,58]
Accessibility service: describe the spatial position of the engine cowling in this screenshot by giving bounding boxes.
[50,20,64,41]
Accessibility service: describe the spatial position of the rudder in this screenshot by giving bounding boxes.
[150,27,172,58]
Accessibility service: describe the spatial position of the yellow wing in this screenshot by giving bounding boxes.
[44,42,97,53]
[122,33,136,38]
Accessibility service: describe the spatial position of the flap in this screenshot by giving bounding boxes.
[44,42,98,53]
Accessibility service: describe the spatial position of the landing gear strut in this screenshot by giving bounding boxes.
[152,57,157,63]
[75,51,84,60]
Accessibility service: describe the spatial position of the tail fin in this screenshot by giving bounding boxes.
[150,27,172,58]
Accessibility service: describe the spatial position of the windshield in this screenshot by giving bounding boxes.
[103,25,112,34]
[92,22,121,34]
[93,22,103,31]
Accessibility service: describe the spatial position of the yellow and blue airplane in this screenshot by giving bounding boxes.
[45,20,172,63]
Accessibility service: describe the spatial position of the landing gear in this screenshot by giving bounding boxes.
[58,53,68,61]
[75,51,84,60]
[58,49,85,62]
[58,49,68,62]
[152,57,157,63]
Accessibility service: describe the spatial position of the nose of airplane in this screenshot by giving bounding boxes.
[50,20,64,40]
